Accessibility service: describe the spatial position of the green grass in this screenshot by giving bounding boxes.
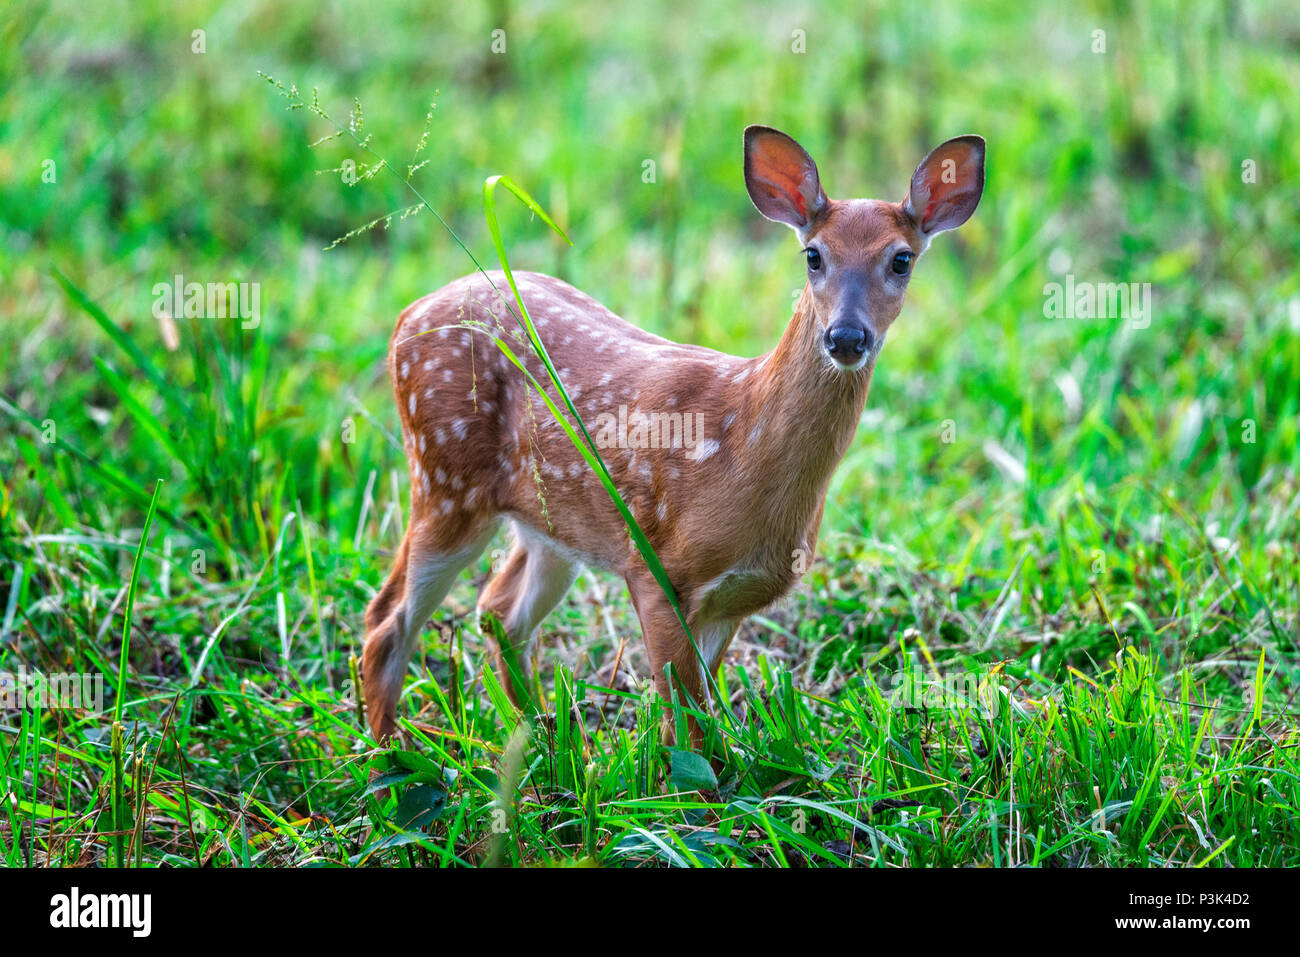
[1,0,1298,867]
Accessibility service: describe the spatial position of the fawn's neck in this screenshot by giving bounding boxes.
[744,286,873,507]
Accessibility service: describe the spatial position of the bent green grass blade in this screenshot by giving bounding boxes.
[115,479,164,724]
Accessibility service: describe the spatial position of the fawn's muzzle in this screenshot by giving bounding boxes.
[823,323,873,364]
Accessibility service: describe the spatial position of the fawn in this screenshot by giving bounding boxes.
[362,126,985,749]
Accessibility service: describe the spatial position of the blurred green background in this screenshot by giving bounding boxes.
[0,0,1298,866]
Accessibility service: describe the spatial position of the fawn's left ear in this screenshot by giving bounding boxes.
[903,135,985,236]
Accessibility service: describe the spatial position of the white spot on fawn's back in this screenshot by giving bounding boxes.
[692,438,721,462]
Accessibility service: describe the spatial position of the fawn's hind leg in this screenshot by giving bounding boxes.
[362,521,497,742]
[477,526,579,706]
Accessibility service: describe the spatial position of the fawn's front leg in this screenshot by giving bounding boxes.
[625,568,737,760]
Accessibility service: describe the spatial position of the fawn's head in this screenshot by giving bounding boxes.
[744,126,985,371]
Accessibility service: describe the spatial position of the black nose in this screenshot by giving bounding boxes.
[823,324,872,362]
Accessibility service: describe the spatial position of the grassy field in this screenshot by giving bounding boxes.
[1,0,1298,867]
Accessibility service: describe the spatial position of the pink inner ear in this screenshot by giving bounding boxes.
[916,145,978,230]
[790,189,807,219]
[758,168,808,218]
[754,140,812,218]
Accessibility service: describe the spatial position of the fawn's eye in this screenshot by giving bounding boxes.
[805,248,822,271]
[891,251,913,275]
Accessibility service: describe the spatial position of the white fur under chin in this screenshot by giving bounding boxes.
[831,356,869,373]
[825,350,873,374]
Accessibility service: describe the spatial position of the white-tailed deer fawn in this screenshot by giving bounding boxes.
[362,126,985,749]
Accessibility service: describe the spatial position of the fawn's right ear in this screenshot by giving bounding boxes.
[744,126,828,237]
